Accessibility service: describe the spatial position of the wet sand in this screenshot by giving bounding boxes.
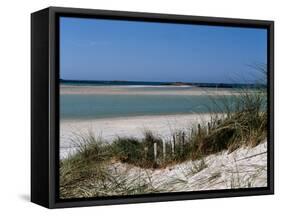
[60,85,239,96]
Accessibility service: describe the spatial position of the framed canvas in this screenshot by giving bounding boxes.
[31,6,274,208]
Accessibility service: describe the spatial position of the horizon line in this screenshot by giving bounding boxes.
[60,78,263,85]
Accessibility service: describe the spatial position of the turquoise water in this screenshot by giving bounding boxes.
[60,93,235,120]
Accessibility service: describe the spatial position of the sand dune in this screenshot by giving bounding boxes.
[107,141,267,191]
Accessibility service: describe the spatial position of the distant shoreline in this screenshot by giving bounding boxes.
[60,79,264,89]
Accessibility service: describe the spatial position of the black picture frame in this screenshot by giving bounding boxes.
[31,6,274,209]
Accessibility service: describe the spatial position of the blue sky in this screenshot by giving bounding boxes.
[60,17,267,83]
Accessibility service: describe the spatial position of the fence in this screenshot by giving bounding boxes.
[151,122,213,164]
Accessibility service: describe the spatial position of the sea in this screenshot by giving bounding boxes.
[59,81,248,120]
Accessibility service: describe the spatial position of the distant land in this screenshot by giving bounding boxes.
[60,79,266,89]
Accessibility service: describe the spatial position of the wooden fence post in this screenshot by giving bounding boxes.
[162,139,166,160]
[171,138,175,156]
[154,142,157,162]
[207,122,211,135]
[178,133,183,154]
[144,146,148,160]
[198,123,201,136]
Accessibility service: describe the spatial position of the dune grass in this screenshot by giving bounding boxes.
[197,87,267,154]
[59,134,165,198]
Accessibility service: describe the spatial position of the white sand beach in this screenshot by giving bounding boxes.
[60,113,213,158]
[106,141,267,191]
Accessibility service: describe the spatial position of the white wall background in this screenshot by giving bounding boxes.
[0,0,279,214]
